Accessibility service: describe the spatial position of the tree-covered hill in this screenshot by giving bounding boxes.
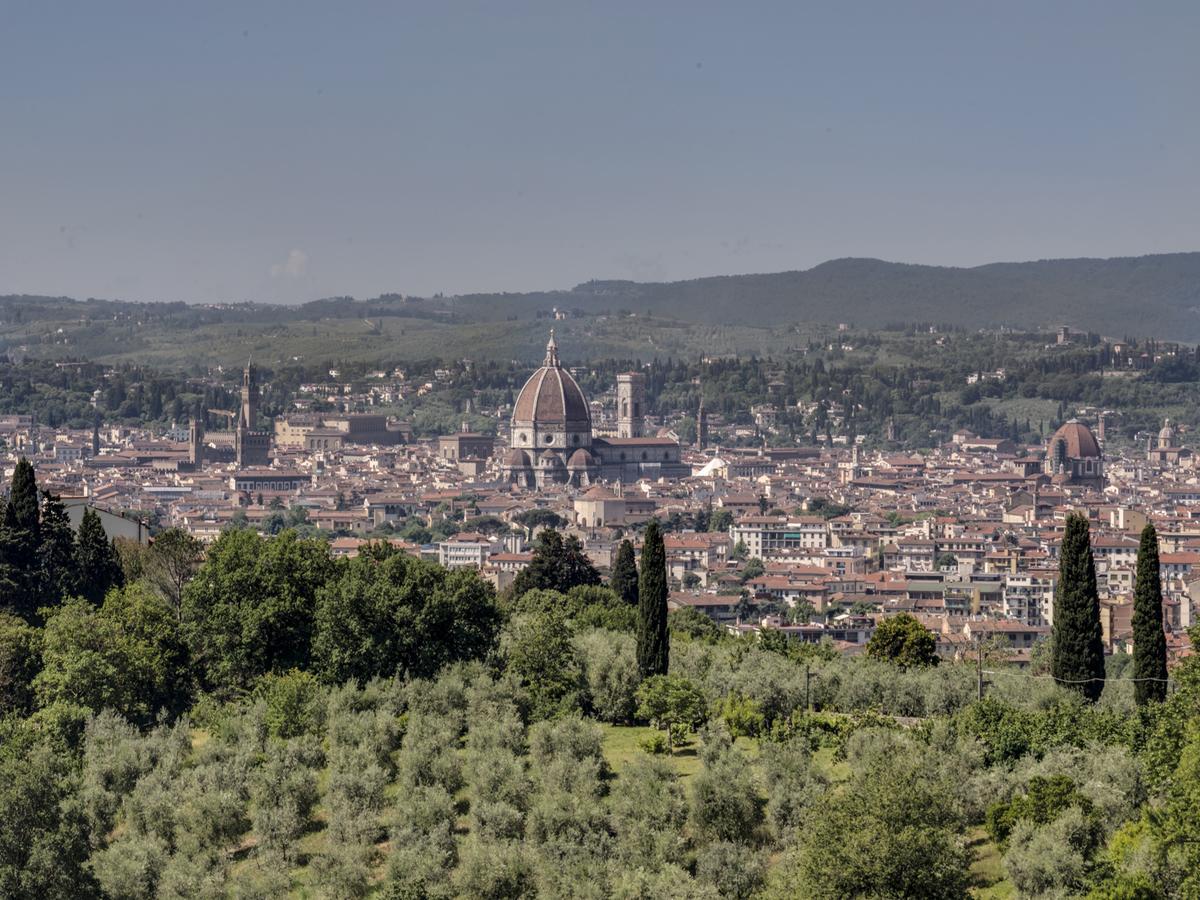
[452,252,1200,338]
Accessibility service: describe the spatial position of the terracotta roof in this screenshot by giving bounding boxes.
[1048,421,1101,459]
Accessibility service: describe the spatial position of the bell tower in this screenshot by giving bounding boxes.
[241,360,258,430]
[616,372,645,439]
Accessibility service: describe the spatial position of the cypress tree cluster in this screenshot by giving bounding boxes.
[0,458,125,621]
[636,519,669,678]
[0,458,42,618]
[610,539,639,606]
[1131,522,1168,705]
[1051,512,1106,702]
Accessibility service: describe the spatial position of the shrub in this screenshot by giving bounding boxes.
[258,669,325,739]
[576,629,640,723]
[640,732,669,755]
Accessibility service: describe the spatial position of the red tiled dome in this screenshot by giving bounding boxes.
[512,333,591,429]
[1048,421,1101,459]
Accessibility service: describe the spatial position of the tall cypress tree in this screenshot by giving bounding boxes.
[1051,512,1106,702]
[1,458,41,618]
[610,539,639,606]
[39,491,77,606]
[636,519,669,678]
[1131,522,1168,705]
[76,508,124,605]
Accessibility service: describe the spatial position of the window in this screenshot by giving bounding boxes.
[544,433,553,444]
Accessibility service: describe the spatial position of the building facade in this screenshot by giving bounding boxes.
[503,333,689,486]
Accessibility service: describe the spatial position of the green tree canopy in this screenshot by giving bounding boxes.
[35,584,189,725]
[636,520,669,679]
[312,543,502,684]
[635,675,708,750]
[75,509,124,606]
[144,528,204,621]
[506,605,582,721]
[1131,522,1168,705]
[0,458,42,619]
[1051,513,1106,703]
[181,528,336,695]
[511,529,600,596]
[609,539,639,607]
[866,613,939,668]
[37,492,76,609]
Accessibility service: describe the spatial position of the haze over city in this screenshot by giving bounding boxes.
[3,1,1200,304]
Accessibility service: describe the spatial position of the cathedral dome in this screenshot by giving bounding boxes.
[1159,418,1177,446]
[512,332,591,430]
[1048,420,1101,459]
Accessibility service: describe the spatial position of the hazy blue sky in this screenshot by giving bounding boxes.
[2,2,1198,304]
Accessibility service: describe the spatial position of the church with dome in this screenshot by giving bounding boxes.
[1043,419,1104,489]
[503,333,689,487]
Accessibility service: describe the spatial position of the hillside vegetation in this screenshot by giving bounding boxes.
[455,253,1200,337]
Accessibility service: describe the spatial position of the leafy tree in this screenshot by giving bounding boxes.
[75,509,124,606]
[511,529,601,596]
[507,606,582,720]
[1051,513,1106,702]
[35,585,189,725]
[636,675,707,751]
[182,529,335,694]
[144,529,203,621]
[313,545,502,684]
[0,613,41,716]
[513,508,567,531]
[609,539,639,606]
[985,774,1099,849]
[38,493,77,607]
[689,745,763,845]
[669,607,724,643]
[866,613,939,668]
[709,508,734,533]
[0,727,97,898]
[636,520,669,678]
[1131,522,1168,705]
[739,557,765,583]
[766,741,969,899]
[1001,807,1099,898]
[575,629,639,723]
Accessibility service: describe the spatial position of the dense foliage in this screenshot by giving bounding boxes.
[2,503,1199,897]
[1132,523,1168,705]
[1051,513,1106,702]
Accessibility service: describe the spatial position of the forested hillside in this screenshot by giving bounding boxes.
[453,253,1200,338]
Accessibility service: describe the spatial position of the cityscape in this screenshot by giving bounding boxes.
[4,3,1200,899]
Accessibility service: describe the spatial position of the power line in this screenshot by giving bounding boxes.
[980,668,1175,685]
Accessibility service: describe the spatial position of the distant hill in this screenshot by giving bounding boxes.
[6,252,1200,342]
[451,253,1200,339]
